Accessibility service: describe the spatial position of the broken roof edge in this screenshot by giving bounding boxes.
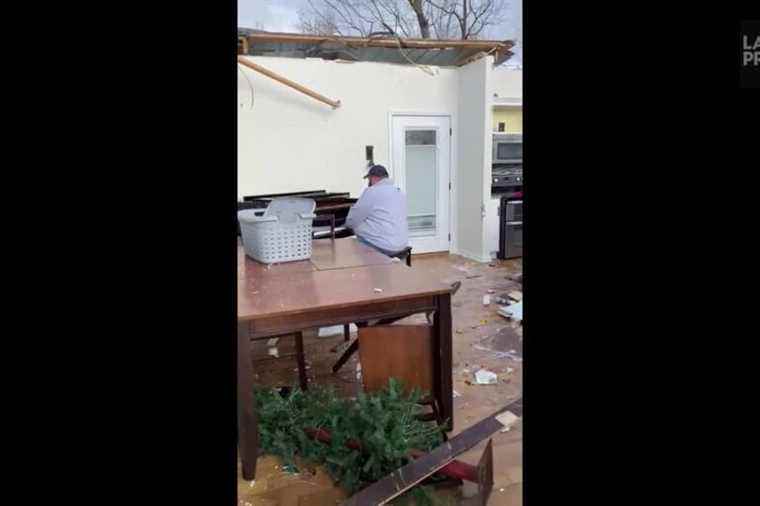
[238,31,513,68]
[239,30,514,52]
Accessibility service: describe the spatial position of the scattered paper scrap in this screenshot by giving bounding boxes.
[373,288,383,293]
[453,390,462,398]
[473,344,523,362]
[267,347,279,358]
[474,369,498,385]
[496,410,520,432]
[390,257,401,263]
[498,301,523,322]
[266,337,279,347]
[482,295,491,305]
[508,290,523,301]
[488,289,496,294]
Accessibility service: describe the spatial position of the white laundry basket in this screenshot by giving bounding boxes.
[238,198,317,264]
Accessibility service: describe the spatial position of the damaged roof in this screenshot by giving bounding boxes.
[238,29,514,67]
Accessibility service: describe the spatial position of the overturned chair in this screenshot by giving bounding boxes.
[334,280,462,381]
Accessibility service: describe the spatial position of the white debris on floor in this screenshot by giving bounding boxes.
[498,300,523,322]
[318,324,358,338]
[496,410,520,433]
[474,369,499,385]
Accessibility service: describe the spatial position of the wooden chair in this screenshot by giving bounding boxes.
[249,330,309,391]
[333,281,461,373]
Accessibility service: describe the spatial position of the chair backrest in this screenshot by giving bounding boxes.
[264,198,316,224]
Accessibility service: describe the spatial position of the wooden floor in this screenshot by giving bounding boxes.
[240,253,523,506]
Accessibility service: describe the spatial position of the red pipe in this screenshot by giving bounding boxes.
[303,427,479,483]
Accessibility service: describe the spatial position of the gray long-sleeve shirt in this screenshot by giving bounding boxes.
[345,178,409,253]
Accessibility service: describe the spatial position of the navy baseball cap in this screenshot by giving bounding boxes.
[363,164,389,179]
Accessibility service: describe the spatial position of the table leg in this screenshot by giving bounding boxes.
[294,332,309,390]
[238,322,259,480]
[433,294,453,431]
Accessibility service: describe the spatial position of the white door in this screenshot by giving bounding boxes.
[390,114,451,253]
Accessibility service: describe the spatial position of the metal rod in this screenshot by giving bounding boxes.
[237,56,341,109]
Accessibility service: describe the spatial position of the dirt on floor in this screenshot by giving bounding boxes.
[240,254,523,506]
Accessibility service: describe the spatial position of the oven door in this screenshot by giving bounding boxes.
[504,222,523,259]
[505,200,522,222]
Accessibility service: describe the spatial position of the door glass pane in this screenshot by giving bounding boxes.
[405,130,437,235]
[405,130,436,146]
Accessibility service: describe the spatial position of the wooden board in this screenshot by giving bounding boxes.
[238,257,315,280]
[358,325,434,394]
[310,238,393,271]
[341,399,523,506]
[238,238,392,279]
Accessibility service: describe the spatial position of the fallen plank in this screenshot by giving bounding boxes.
[304,427,480,483]
[341,397,522,505]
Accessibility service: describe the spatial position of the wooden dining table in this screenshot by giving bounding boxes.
[237,238,455,480]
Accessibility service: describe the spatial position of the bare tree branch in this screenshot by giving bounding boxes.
[298,0,508,40]
[466,1,492,38]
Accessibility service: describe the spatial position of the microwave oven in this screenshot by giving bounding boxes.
[492,133,523,164]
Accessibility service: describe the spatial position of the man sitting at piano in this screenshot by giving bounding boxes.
[345,164,409,257]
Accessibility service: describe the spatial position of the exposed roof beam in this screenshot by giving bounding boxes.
[242,31,513,52]
[237,56,341,109]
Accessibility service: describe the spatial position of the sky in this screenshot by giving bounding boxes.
[238,0,523,65]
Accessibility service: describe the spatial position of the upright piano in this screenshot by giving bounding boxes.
[237,190,357,239]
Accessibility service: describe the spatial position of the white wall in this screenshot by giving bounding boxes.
[238,55,498,261]
[456,56,493,262]
[237,57,459,201]
[491,68,522,102]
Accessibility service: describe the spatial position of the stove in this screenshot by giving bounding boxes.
[492,164,523,190]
